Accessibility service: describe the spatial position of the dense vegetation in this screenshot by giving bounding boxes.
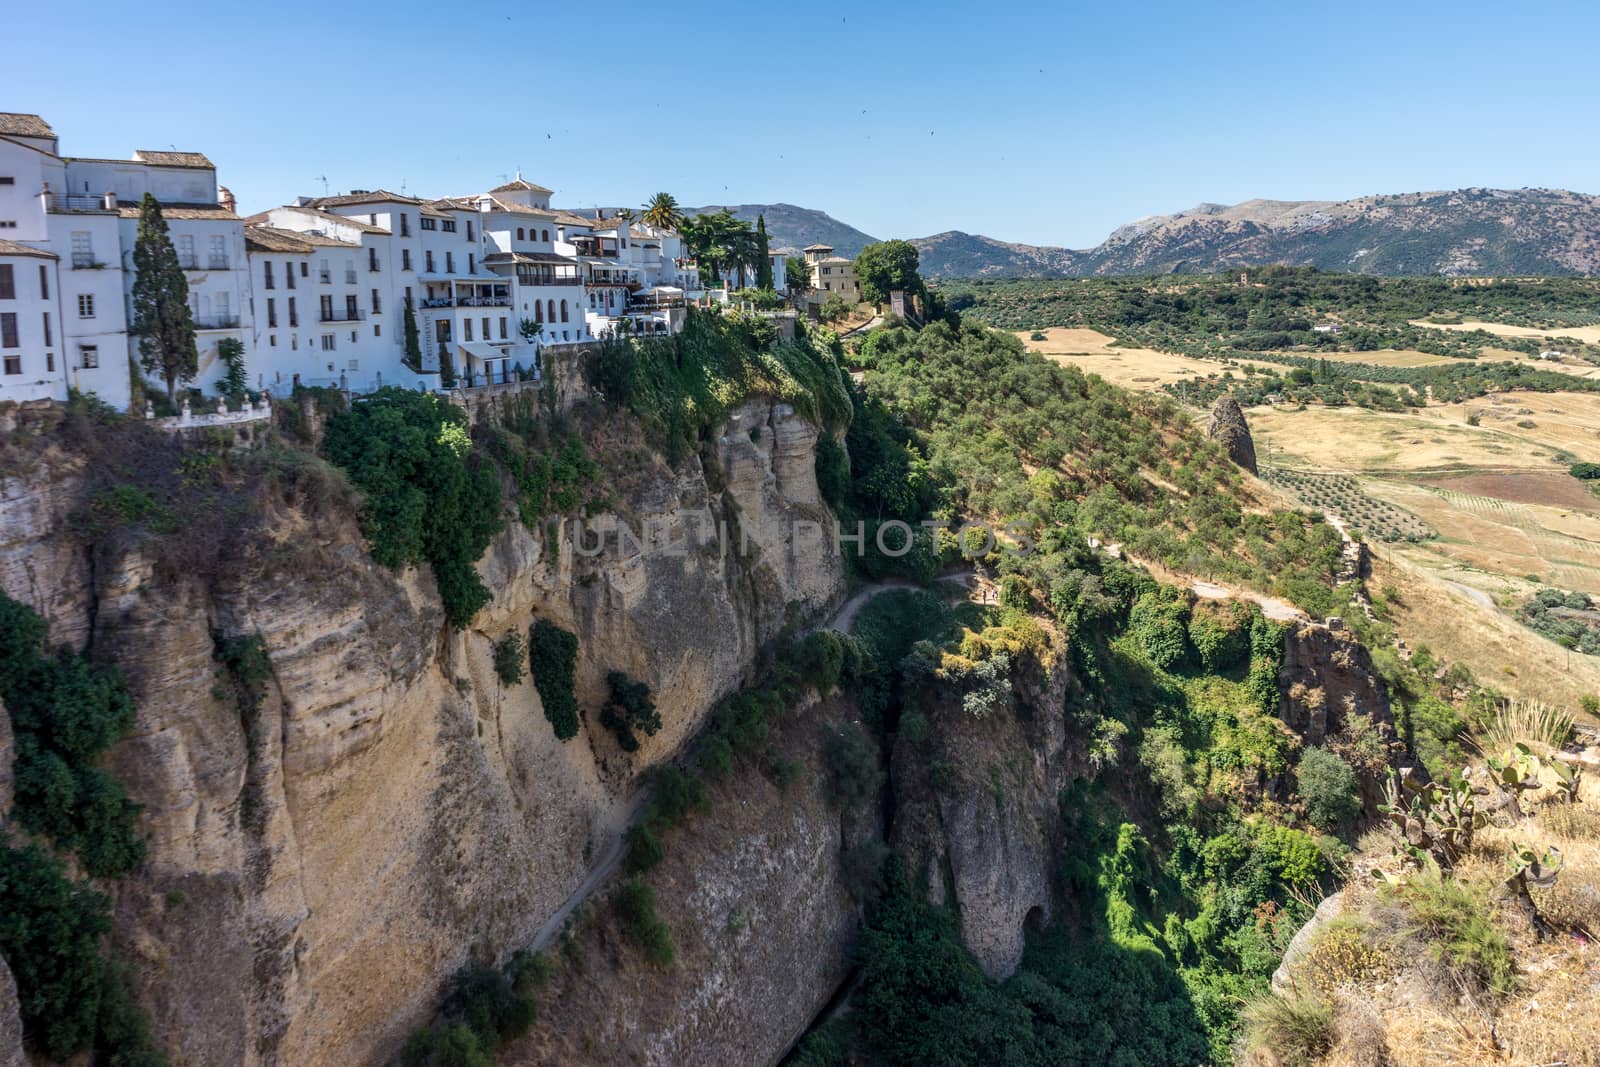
[0,594,164,1064]
[527,621,580,740]
[323,389,503,627]
[585,308,852,460]
[854,320,1346,606]
[1518,586,1600,655]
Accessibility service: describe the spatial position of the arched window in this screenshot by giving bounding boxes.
[547,299,555,321]
[542,229,550,242]
[560,300,568,322]
[534,301,543,323]
[517,228,524,240]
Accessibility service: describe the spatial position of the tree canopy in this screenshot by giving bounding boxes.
[130,193,198,406]
[854,239,925,304]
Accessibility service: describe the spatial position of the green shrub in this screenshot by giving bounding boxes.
[625,822,665,872]
[616,877,675,966]
[599,671,661,752]
[815,433,849,512]
[826,723,883,810]
[1298,746,1361,834]
[322,388,502,627]
[402,1023,490,1067]
[1572,461,1600,480]
[527,620,579,740]
[1129,591,1191,670]
[0,593,143,878]
[1186,600,1253,672]
[1389,869,1515,997]
[492,632,526,686]
[650,766,710,826]
[0,844,111,1059]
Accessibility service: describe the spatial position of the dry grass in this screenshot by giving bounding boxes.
[1469,699,1576,756]
[1250,405,1570,474]
[1368,552,1600,716]
[1013,327,1277,391]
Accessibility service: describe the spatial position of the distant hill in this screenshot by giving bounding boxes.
[684,203,878,257]
[909,188,1600,278]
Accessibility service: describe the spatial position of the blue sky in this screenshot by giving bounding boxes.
[7,0,1598,248]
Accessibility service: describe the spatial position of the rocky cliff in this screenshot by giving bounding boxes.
[0,395,843,1067]
[1206,395,1258,475]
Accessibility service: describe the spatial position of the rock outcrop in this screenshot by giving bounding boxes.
[0,955,27,1067]
[0,396,844,1067]
[890,645,1074,979]
[1206,395,1258,474]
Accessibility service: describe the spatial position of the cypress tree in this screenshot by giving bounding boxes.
[754,215,774,290]
[130,194,198,407]
[402,296,423,371]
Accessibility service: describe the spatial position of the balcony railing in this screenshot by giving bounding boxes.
[420,296,509,308]
[179,256,199,270]
[193,315,241,330]
[344,271,358,284]
[71,255,106,270]
[209,256,230,270]
[47,194,115,212]
[320,308,366,323]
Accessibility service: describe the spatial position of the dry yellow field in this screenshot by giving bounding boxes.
[1014,328,1276,388]
[1312,348,1462,367]
[1247,404,1569,473]
[1409,318,1600,344]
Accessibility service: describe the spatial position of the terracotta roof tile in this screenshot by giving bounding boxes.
[117,204,238,220]
[490,177,554,195]
[0,238,57,259]
[0,113,55,139]
[244,225,316,253]
[133,149,214,169]
[306,189,422,207]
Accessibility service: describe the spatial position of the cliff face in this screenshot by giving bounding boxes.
[506,693,877,1067]
[890,648,1075,979]
[0,396,843,1067]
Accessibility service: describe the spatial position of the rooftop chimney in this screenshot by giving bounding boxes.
[218,186,236,213]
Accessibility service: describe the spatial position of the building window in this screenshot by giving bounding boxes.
[0,177,11,185]
[71,231,93,269]
[345,294,358,320]
[0,265,12,299]
[516,228,524,240]
[405,286,412,304]
[466,220,473,241]
[546,299,555,321]
[41,312,50,346]
[421,217,437,231]
[560,299,568,322]
[344,259,356,284]
[445,252,454,273]
[320,334,336,351]
[481,316,489,339]
[441,219,456,233]
[350,330,357,343]
[46,353,53,372]
[177,234,196,269]
[468,253,474,274]
[319,259,331,284]
[542,229,549,242]
[287,261,297,289]
[499,317,507,339]
[215,292,229,323]
[288,297,298,327]
[371,288,381,314]
[402,249,412,271]
[2,355,17,375]
[208,234,228,269]
[369,248,380,272]
[463,318,473,341]
[263,260,275,289]
[77,294,94,318]
[269,334,276,347]
[300,261,308,278]
[0,222,15,230]
[348,359,359,371]
[373,323,381,337]
[425,251,434,272]
[400,213,410,237]
[38,264,48,298]
[320,294,333,320]
[79,344,98,368]
[267,298,277,328]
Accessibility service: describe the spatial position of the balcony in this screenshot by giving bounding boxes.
[344,271,358,285]
[47,194,115,213]
[320,308,366,323]
[420,296,509,308]
[209,256,230,270]
[193,315,240,330]
[71,255,107,270]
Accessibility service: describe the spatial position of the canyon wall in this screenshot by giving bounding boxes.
[0,396,842,1067]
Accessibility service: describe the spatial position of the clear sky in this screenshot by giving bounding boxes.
[7,0,1598,248]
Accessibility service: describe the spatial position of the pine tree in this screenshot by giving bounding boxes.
[754,215,774,290]
[130,194,198,407]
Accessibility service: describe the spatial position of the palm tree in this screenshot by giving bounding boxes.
[724,222,759,290]
[615,208,635,223]
[642,192,682,232]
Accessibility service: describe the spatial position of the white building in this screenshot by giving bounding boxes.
[0,112,251,411]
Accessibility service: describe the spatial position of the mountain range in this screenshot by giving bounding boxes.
[697,188,1600,278]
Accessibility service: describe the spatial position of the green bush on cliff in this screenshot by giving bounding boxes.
[322,388,502,628]
[527,620,579,740]
[402,953,542,1067]
[491,632,526,686]
[0,593,143,878]
[617,877,675,966]
[1297,747,1361,834]
[599,671,661,753]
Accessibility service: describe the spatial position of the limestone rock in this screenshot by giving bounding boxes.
[1206,394,1258,474]
[0,954,27,1067]
[0,396,846,1067]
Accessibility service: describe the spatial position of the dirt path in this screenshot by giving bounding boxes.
[1190,580,1307,622]
[528,571,974,952]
